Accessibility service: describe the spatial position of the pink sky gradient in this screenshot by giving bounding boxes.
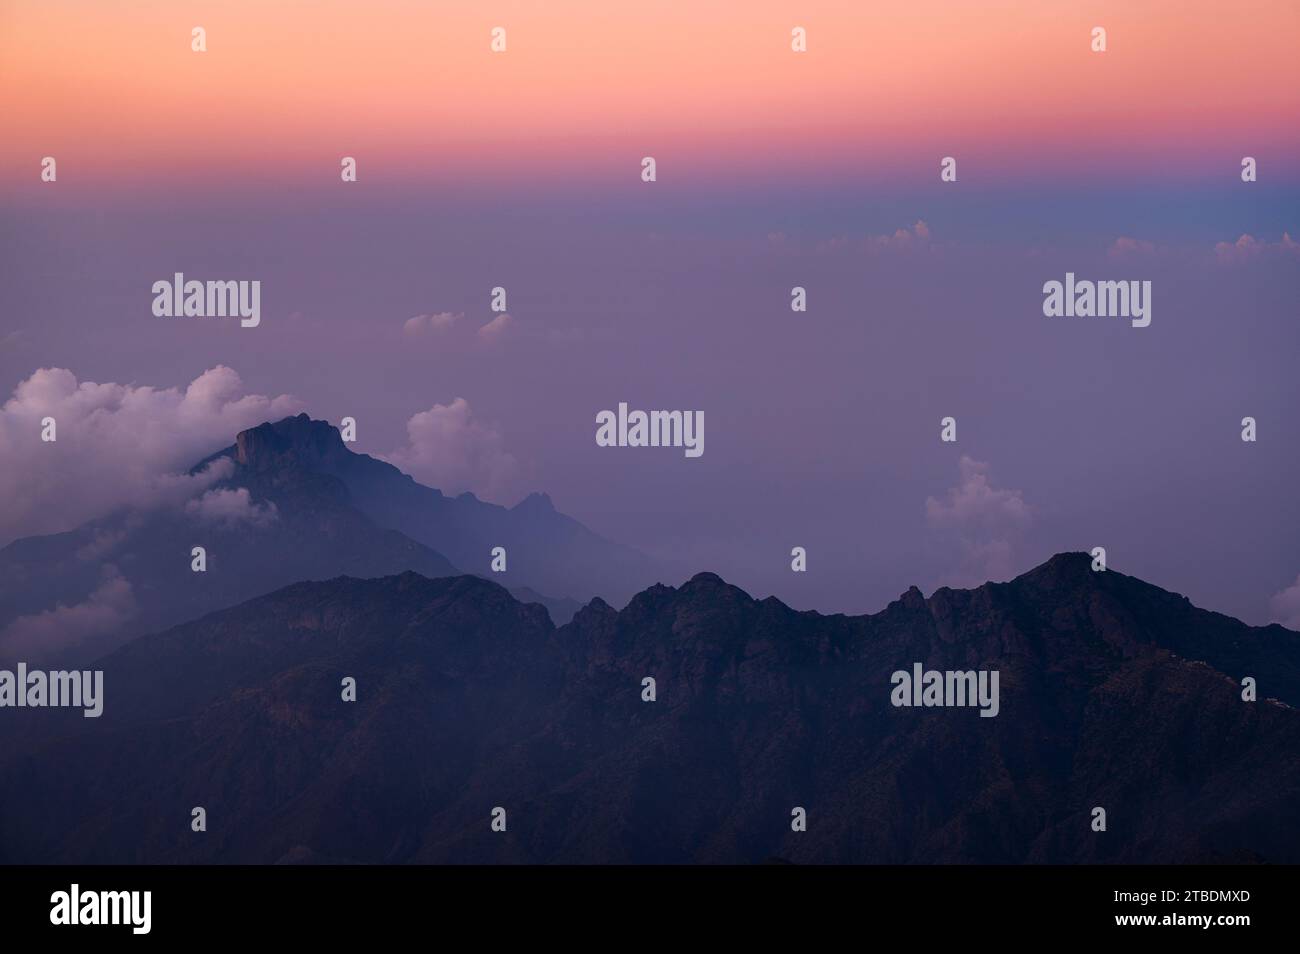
[3,0,1298,191]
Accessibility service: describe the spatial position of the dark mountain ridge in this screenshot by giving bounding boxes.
[1,553,1296,865]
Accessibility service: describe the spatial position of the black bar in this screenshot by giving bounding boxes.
[0,864,1281,941]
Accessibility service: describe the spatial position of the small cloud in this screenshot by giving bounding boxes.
[381,397,521,502]
[879,220,929,246]
[184,487,278,527]
[926,456,1033,588]
[1270,574,1300,630]
[926,456,1032,532]
[479,313,513,342]
[404,311,463,335]
[1214,232,1299,264]
[818,220,933,254]
[0,566,137,659]
[1108,237,1158,258]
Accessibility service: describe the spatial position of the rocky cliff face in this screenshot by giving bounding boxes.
[1,553,1296,864]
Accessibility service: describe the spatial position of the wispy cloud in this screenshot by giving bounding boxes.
[403,311,463,335]
[185,487,279,527]
[0,565,137,659]
[926,456,1033,587]
[478,313,513,342]
[1214,232,1299,264]
[1108,236,1159,258]
[816,220,933,255]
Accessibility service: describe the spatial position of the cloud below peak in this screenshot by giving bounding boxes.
[0,366,300,546]
[185,487,279,527]
[0,565,137,659]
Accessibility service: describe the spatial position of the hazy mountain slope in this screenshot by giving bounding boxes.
[0,414,626,663]
[0,462,460,664]
[197,414,661,606]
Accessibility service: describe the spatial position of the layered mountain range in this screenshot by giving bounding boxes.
[2,553,1296,864]
[195,414,657,606]
[0,414,655,661]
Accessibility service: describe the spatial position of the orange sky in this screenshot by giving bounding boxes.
[3,0,1298,187]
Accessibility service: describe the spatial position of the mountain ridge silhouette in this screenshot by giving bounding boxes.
[1,552,1296,864]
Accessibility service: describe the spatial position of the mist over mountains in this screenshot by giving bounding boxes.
[1,414,1296,865]
[0,414,654,661]
[196,414,658,606]
[1,553,1295,864]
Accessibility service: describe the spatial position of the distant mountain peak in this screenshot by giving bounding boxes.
[512,492,555,513]
[183,411,660,607]
[686,571,727,586]
[1013,550,1101,591]
[897,585,927,611]
[234,414,348,472]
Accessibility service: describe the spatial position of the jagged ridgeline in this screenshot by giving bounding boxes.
[1,553,1296,864]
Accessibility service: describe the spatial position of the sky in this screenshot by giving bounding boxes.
[1,0,1298,626]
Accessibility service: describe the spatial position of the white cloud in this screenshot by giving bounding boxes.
[817,220,932,254]
[926,456,1033,587]
[926,456,1032,532]
[1108,236,1158,258]
[381,397,520,502]
[0,566,137,659]
[478,313,513,342]
[185,487,278,527]
[866,220,931,250]
[403,311,463,335]
[1214,232,1299,264]
[1270,574,1300,630]
[0,366,300,546]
